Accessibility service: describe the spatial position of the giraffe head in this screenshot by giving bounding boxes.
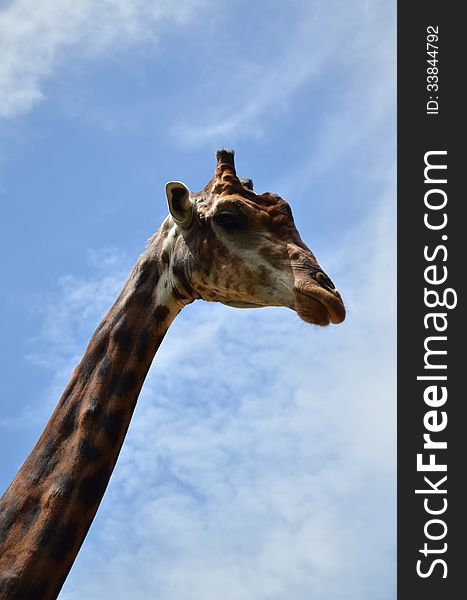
[161,149,345,326]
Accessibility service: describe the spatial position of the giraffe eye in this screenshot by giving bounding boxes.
[213,211,247,233]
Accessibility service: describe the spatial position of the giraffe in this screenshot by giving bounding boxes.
[0,149,345,600]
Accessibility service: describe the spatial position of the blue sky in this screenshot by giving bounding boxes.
[0,1,396,598]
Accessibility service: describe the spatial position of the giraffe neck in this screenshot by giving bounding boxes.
[0,225,186,600]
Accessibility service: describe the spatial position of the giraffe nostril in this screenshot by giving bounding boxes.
[313,271,336,292]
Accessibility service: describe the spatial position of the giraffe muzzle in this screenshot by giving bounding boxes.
[293,267,345,325]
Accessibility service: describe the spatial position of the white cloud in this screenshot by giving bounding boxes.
[174,0,394,146]
[17,248,129,424]
[0,0,205,118]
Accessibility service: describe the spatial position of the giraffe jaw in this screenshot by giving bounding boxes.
[223,299,266,309]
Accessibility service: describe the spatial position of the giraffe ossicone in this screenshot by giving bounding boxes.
[0,149,344,600]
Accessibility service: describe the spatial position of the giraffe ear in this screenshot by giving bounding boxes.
[165,181,194,228]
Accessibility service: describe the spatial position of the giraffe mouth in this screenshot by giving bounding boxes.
[293,288,346,326]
